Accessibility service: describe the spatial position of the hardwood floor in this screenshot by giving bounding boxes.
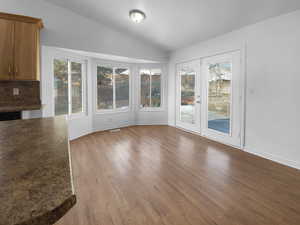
[55,125,300,225]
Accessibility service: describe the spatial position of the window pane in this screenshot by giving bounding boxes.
[140,70,150,107]
[97,66,113,110]
[151,70,161,107]
[180,69,195,124]
[71,62,83,114]
[208,62,231,134]
[54,59,68,116]
[115,68,129,109]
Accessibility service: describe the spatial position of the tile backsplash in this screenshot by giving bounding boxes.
[0,81,41,111]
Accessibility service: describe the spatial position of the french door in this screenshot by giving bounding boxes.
[176,51,242,147]
[176,60,201,133]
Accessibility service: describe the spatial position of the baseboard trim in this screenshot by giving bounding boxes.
[174,125,243,150]
[69,130,92,141]
[135,122,168,126]
[171,124,300,171]
[70,124,300,171]
[70,123,169,140]
[244,148,300,170]
[92,124,132,134]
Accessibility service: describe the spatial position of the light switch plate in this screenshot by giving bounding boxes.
[13,88,19,96]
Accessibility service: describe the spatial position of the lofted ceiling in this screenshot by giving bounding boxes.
[45,0,300,51]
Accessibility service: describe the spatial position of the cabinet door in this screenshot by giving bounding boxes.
[0,18,14,80]
[14,21,38,80]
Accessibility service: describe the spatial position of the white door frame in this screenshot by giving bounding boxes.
[175,47,246,149]
[201,50,242,147]
[175,60,201,133]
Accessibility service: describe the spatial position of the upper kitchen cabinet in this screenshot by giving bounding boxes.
[0,18,14,80]
[0,12,43,81]
[14,21,39,80]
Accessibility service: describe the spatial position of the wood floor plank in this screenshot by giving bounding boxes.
[55,126,300,225]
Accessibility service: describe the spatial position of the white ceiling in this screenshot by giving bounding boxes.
[45,0,300,51]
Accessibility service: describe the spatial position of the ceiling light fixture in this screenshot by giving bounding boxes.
[129,9,146,23]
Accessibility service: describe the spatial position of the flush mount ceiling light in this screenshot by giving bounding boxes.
[129,9,146,23]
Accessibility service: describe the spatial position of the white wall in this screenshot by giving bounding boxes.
[41,47,168,140]
[0,0,169,139]
[168,10,300,169]
[3,0,299,169]
[0,0,168,62]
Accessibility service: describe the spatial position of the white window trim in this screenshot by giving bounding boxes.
[138,65,165,112]
[95,61,132,114]
[52,55,87,119]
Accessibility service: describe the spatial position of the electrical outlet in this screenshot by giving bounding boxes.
[13,88,19,96]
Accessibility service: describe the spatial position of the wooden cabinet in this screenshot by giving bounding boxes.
[14,21,39,80]
[0,18,14,80]
[0,13,43,81]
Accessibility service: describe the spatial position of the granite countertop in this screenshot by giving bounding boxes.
[0,116,76,225]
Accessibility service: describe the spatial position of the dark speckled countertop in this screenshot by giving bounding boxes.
[0,116,76,225]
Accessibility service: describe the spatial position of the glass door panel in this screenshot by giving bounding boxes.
[208,61,232,134]
[180,69,195,124]
[176,61,201,133]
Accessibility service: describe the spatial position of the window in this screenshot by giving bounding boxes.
[97,65,130,111]
[54,58,85,116]
[207,61,232,134]
[140,68,162,109]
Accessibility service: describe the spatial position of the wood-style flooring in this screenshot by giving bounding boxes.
[56,125,300,225]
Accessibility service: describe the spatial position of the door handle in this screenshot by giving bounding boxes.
[196,96,201,104]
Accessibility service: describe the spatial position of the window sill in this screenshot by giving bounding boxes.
[95,108,130,115]
[139,107,165,112]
